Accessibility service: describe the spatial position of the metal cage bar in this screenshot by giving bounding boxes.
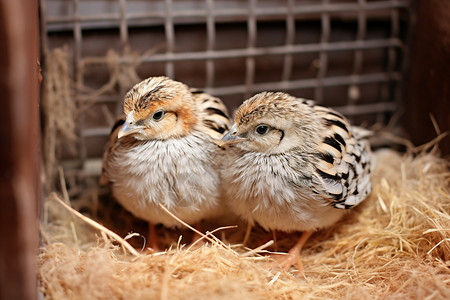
[119,0,129,51]
[245,0,257,98]
[40,0,412,166]
[348,0,367,105]
[281,0,295,84]
[73,0,89,163]
[206,0,216,88]
[129,38,402,63]
[377,0,400,123]
[73,0,82,86]
[45,1,410,28]
[314,0,330,103]
[164,0,175,78]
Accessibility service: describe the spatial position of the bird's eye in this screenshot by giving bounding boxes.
[152,110,165,121]
[255,124,269,135]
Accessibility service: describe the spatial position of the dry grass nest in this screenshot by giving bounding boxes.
[38,149,450,299]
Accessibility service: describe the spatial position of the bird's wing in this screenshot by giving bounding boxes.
[100,116,125,185]
[191,88,231,140]
[311,105,372,209]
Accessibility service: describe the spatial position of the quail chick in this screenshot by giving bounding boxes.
[221,91,372,271]
[101,76,230,250]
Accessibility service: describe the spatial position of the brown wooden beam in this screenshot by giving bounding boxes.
[405,0,450,155]
[0,0,40,299]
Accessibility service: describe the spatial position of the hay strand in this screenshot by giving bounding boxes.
[49,193,139,256]
[39,149,450,299]
[41,47,77,192]
[158,203,235,252]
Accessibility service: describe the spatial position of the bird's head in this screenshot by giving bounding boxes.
[222,92,322,153]
[118,76,198,140]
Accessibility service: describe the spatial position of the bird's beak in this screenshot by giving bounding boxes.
[118,111,144,139]
[222,124,246,144]
[118,122,143,138]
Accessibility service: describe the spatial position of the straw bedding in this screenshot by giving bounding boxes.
[38,148,450,299]
[38,47,449,299]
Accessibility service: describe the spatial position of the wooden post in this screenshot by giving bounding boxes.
[405,0,450,155]
[0,0,40,299]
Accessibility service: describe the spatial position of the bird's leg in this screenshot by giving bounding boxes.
[257,230,286,248]
[147,222,160,252]
[188,222,206,248]
[273,230,278,252]
[242,222,252,246]
[274,230,313,274]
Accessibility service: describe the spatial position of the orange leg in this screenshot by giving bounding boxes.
[256,230,289,250]
[273,231,278,252]
[147,222,160,252]
[273,231,313,274]
[242,222,252,246]
[254,229,279,248]
[187,222,206,249]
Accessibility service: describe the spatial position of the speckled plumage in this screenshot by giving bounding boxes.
[101,76,230,229]
[221,91,373,233]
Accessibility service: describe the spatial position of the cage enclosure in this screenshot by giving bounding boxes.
[37,1,450,299]
[41,0,410,185]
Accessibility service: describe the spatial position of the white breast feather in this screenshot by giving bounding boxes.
[222,151,346,232]
[107,131,222,227]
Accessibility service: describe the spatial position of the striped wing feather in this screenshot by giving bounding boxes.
[312,105,372,209]
[191,89,230,140]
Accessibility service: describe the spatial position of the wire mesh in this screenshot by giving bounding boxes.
[40,0,412,167]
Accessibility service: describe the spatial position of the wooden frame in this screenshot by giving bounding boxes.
[0,1,40,299]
